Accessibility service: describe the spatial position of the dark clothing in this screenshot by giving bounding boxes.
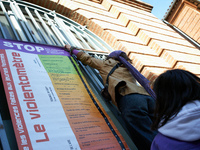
[118,94,157,150]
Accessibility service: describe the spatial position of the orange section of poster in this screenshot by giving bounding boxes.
[39,55,129,149]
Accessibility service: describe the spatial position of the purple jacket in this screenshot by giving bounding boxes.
[151,133,200,150]
[151,100,200,150]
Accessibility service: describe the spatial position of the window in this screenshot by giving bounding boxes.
[0,0,135,149]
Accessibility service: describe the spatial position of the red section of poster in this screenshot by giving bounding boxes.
[0,50,33,150]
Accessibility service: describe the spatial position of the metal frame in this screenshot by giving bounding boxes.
[0,22,7,38]
[25,6,47,44]
[0,1,20,40]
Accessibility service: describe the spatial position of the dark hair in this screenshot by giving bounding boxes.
[152,69,200,130]
[106,52,132,63]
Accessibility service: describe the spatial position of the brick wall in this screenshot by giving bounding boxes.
[23,0,200,84]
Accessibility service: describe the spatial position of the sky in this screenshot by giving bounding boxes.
[141,0,174,20]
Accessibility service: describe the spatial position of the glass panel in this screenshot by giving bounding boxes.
[37,21,53,44]
[47,21,63,46]
[0,29,3,38]
[87,34,110,52]
[27,18,45,44]
[9,12,27,41]
[0,14,16,40]
[70,31,88,49]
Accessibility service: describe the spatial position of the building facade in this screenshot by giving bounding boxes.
[23,0,200,80]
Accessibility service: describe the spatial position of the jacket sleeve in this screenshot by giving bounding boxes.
[76,51,104,70]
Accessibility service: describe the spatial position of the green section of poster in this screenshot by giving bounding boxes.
[38,55,78,75]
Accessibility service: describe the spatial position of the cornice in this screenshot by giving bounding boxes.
[163,0,178,20]
[187,0,200,8]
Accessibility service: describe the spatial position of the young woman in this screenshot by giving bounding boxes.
[151,69,200,150]
[65,45,157,150]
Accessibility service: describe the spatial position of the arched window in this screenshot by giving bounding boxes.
[0,1,136,149]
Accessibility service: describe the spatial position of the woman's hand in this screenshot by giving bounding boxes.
[64,45,79,55]
[64,44,71,52]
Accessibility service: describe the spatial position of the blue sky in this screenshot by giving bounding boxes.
[141,0,174,20]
